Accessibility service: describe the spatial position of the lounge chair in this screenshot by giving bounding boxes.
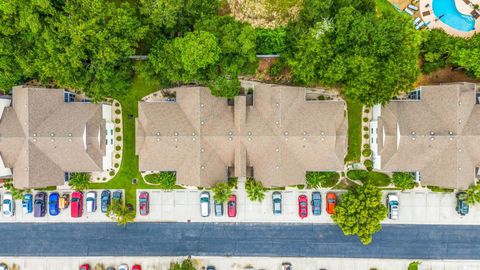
[422,10,431,16]
[416,21,425,30]
[413,17,421,25]
[404,7,414,15]
[408,4,419,11]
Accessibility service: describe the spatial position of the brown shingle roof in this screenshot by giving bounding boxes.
[379,83,480,189]
[136,82,347,187]
[0,86,106,188]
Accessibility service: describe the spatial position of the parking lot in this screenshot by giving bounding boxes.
[0,189,122,223]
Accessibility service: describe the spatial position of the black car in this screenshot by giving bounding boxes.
[112,190,122,203]
[34,192,47,217]
[101,190,111,213]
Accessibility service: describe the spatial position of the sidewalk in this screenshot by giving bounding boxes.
[2,256,480,270]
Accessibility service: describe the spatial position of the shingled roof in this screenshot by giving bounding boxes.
[0,86,106,188]
[378,83,480,189]
[136,82,347,187]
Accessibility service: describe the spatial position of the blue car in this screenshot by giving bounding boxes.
[101,190,111,213]
[49,192,60,216]
[22,194,33,214]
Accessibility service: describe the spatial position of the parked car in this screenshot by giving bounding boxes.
[34,192,47,217]
[106,267,115,270]
[112,190,122,203]
[387,193,399,220]
[311,192,321,216]
[101,190,111,213]
[326,192,337,215]
[298,195,308,219]
[200,191,210,217]
[0,263,7,270]
[86,191,97,213]
[227,194,237,217]
[71,191,83,218]
[59,193,70,209]
[206,266,215,270]
[214,200,223,217]
[79,264,90,270]
[456,192,469,216]
[118,264,129,270]
[139,191,149,216]
[48,192,60,216]
[22,193,33,214]
[132,265,141,270]
[2,192,14,217]
[272,192,282,215]
[281,262,291,270]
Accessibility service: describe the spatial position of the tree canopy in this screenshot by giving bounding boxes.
[332,183,387,244]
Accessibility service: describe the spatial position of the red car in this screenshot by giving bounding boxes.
[326,192,337,215]
[132,265,142,270]
[71,191,83,218]
[139,191,149,216]
[79,264,90,270]
[298,195,308,219]
[227,194,236,217]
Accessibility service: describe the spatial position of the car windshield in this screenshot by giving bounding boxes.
[3,199,10,204]
[200,197,208,203]
[140,198,147,203]
[49,200,56,205]
[72,198,79,202]
[328,198,335,203]
[228,201,235,206]
[300,202,307,206]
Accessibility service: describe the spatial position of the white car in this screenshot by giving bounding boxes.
[2,192,15,217]
[387,193,399,220]
[118,264,129,270]
[200,191,210,217]
[86,191,97,213]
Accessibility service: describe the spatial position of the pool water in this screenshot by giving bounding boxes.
[432,0,475,32]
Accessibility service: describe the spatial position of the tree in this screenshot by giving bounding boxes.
[392,172,416,191]
[408,261,420,270]
[3,179,29,200]
[245,178,265,202]
[144,172,176,190]
[332,183,387,245]
[106,200,135,226]
[212,182,233,203]
[68,173,91,191]
[169,259,196,270]
[255,27,287,55]
[466,184,480,205]
[420,29,460,73]
[449,34,480,78]
[306,172,339,188]
[208,76,241,98]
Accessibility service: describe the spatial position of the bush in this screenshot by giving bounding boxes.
[169,259,196,270]
[362,148,372,157]
[212,182,233,203]
[115,145,121,151]
[367,171,391,186]
[245,178,265,202]
[114,118,121,124]
[115,153,121,159]
[427,186,454,193]
[363,143,370,149]
[106,200,135,226]
[363,126,368,131]
[227,177,238,188]
[144,172,176,189]
[362,117,369,122]
[109,170,115,176]
[363,134,369,139]
[114,163,119,168]
[306,171,339,188]
[364,108,370,113]
[115,109,121,115]
[68,173,91,191]
[392,172,416,191]
[364,159,373,171]
[3,179,27,200]
[116,136,122,141]
[255,27,287,55]
[347,170,369,181]
[114,102,120,107]
[269,61,284,77]
[115,127,121,132]
[408,261,420,270]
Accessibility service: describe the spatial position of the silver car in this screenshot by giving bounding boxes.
[272,192,282,215]
[2,192,15,217]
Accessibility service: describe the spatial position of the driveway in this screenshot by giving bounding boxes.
[2,222,480,259]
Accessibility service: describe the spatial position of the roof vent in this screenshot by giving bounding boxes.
[50,138,55,142]
[248,137,252,141]
[430,131,435,136]
[276,165,280,169]
[192,132,196,136]
[68,133,72,137]
[229,137,233,141]
[449,137,453,140]
[303,131,307,136]
[275,121,279,125]
[33,133,37,137]
[276,103,279,107]
[201,165,205,170]
[229,131,233,136]
[303,137,307,141]
[174,138,178,142]
[174,132,178,136]
[275,148,279,152]
[200,103,204,108]
[449,131,453,135]
[284,131,289,136]
[201,148,205,152]
[320,131,325,135]
[321,137,325,141]
[192,137,196,141]
[412,137,416,141]
[156,132,160,136]
[430,137,435,141]
[200,121,205,125]
[248,131,252,136]
[411,131,416,135]
[33,138,37,142]
[156,138,160,142]
[68,138,72,142]
[50,133,55,137]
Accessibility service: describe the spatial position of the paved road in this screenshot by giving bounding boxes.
[2,222,480,259]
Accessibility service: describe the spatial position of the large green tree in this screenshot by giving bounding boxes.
[450,34,480,78]
[332,183,387,245]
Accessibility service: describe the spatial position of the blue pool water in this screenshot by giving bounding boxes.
[432,0,475,32]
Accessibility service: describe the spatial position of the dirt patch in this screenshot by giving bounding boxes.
[227,0,301,28]
[415,67,480,86]
[241,57,293,83]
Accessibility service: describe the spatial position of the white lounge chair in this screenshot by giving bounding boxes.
[408,4,419,11]
[416,21,425,30]
[413,17,421,25]
[404,7,414,15]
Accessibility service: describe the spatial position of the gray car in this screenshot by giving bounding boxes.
[311,192,321,216]
[272,192,282,215]
[34,192,47,218]
[214,200,223,216]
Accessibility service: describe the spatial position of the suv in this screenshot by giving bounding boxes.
[200,191,210,217]
[387,193,399,220]
[311,192,321,216]
[272,192,282,215]
[456,192,469,216]
[34,192,47,217]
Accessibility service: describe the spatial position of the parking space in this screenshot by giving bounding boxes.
[0,189,123,223]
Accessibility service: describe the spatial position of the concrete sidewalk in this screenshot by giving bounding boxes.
[2,256,480,270]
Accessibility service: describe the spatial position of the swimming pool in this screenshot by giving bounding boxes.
[432,0,475,32]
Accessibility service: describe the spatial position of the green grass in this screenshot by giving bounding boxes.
[376,0,399,14]
[347,170,391,187]
[344,99,363,163]
[427,186,455,193]
[88,74,162,207]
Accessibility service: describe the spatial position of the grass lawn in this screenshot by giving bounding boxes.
[88,73,163,207]
[344,98,363,163]
[376,0,399,14]
[347,170,391,187]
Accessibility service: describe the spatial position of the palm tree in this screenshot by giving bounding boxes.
[246,178,265,202]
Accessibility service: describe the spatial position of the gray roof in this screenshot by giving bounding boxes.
[136,82,347,187]
[0,86,106,188]
[379,82,480,189]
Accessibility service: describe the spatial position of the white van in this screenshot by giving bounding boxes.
[200,191,210,217]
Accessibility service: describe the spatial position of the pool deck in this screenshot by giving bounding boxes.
[419,0,480,37]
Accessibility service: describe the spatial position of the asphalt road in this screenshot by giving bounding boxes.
[2,222,480,259]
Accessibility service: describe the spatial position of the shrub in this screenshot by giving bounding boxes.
[392,172,416,191]
[169,259,196,270]
[102,177,106,180]
[68,173,91,191]
[364,159,373,171]
[363,126,368,131]
[144,172,176,189]
[115,145,121,151]
[362,148,372,157]
[427,186,454,193]
[115,153,121,159]
[306,171,339,188]
[114,163,119,168]
[362,117,369,122]
[246,178,265,202]
[363,134,369,139]
[114,102,120,107]
[106,200,135,226]
[116,136,122,141]
[364,108,370,113]
[115,127,121,132]
[114,118,121,124]
[227,177,238,188]
[115,109,121,115]
[408,261,420,270]
[3,179,27,200]
[212,182,233,203]
[269,61,283,77]
[347,170,369,181]
[367,171,391,186]
[109,170,115,176]
[363,143,370,149]
[255,27,286,55]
